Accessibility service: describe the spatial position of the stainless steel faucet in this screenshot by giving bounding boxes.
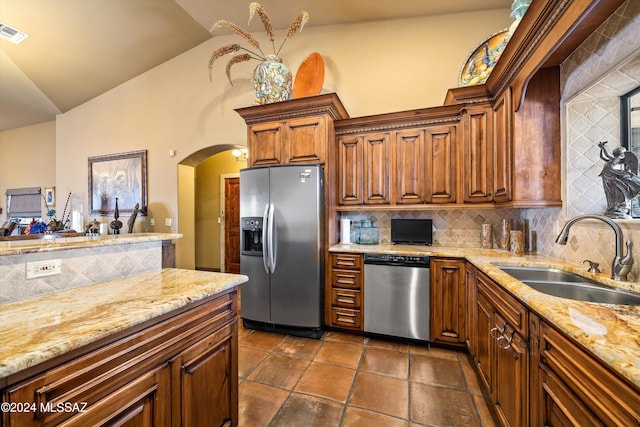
[555,214,633,281]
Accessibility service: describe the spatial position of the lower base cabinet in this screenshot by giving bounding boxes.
[430,258,466,347]
[472,270,529,427]
[328,253,363,331]
[468,265,640,427]
[530,313,640,426]
[2,290,238,427]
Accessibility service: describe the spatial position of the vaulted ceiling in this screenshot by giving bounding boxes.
[0,0,512,132]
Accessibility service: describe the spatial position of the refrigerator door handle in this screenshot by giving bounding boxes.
[268,203,276,273]
[262,204,270,274]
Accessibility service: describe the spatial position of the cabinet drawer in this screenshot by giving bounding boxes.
[331,307,362,330]
[540,322,640,425]
[477,271,527,337]
[331,288,362,309]
[331,270,361,290]
[331,253,363,270]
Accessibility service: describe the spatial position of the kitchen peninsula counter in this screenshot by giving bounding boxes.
[330,243,640,390]
[0,232,182,256]
[0,268,248,385]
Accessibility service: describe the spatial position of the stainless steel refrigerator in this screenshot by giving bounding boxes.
[239,164,324,338]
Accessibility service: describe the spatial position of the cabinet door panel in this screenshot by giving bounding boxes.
[176,322,237,427]
[337,135,363,205]
[493,89,512,202]
[394,129,425,204]
[248,122,284,166]
[430,258,465,345]
[285,116,327,164]
[475,291,493,393]
[425,125,457,203]
[493,313,528,427]
[465,263,477,353]
[363,132,390,204]
[463,105,493,202]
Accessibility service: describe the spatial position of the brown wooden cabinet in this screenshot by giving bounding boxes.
[425,124,457,203]
[363,132,391,205]
[245,115,327,167]
[2,290,239,427]
[492,89,512,203]
[328,252,363,330]
[394,128,425,204]
[461,104,493,203]
[430,257,466,346]
[530,313,640,426]
[471,269,529,427]
[337,120,461,207]
[236,93,349,168]
[337,134,363,205]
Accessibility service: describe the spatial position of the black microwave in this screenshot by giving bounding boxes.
[391,219,433,245]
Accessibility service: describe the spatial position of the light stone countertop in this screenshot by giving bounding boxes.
[0,233,183,256]
[330,243,640,390]
[0,268,248,381]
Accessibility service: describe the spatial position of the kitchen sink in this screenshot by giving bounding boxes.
[496,266,600,284]
[496,266,640,306]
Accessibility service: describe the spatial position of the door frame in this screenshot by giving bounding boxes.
[219,172,240,272]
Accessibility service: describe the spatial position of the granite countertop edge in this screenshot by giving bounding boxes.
[0,233,184,256]
[0,268,248,381]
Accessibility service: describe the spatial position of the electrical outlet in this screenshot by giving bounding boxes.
[165,218,172,227]
[150,218,155,226]
[26,259,62,279]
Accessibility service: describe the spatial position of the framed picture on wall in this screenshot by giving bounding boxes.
[88,150,147,216]
[44,187,55,205]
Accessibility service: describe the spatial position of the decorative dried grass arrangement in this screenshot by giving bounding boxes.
[208,2,309,84]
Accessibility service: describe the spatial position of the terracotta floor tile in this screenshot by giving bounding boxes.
[460,353,488,396]
[247,354,309,390]
[342,406,409,427]
[238,346,269,378]
[239,330,285,351]
[410,382,479,426]
[348,371,409,419]
[410,354,466,390]
[238,381,289,427]
[314,340,363,369]
[359,347,409,379]
[473,394,500,426]
[294,361,356,403]
[324,330,368,344]
[409,344,460,361]
[367,338,409,353]
[270,393,343,427]
[273,335,323,360]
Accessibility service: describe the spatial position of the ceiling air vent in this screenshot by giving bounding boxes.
[0,22,29,44]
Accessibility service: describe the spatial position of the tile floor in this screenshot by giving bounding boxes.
[237,322,500,426]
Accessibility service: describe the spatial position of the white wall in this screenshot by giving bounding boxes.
[0,121,56,218]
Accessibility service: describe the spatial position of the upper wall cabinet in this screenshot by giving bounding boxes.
[236,94,349,168]
[461,104,494,203]
[335,105,469,208]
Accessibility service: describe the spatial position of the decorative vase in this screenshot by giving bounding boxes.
[253,55,292,105]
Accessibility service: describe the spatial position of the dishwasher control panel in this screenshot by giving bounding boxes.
[364,253,430,266]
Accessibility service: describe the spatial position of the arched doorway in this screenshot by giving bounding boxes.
[176,144,247,270]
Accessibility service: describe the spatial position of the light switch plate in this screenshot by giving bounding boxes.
[26,259,62,279]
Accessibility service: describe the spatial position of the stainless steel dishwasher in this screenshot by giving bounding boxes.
[363,254,430,341]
